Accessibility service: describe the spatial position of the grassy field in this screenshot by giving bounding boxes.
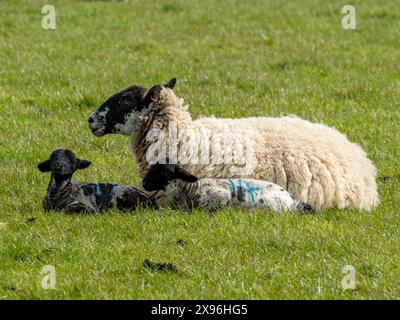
[0,0,399,299]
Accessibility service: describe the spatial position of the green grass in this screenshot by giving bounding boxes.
[0,0,399,299]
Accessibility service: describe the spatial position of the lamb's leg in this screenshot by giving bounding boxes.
[115,189,157,211]
[65,202,94,214]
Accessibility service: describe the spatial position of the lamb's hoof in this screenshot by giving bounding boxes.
[298,202,313,213]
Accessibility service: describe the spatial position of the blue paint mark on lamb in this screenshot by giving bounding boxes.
[229,179,262,205]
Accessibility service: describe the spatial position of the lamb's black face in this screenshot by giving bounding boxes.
[38,149,91,180]
[142,164,176,192]
[142,163,198,192]
[88,78,177,137]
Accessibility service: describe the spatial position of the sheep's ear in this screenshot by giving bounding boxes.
[77,159,92,170]
[174,166,198,183]
[142,85,162,106]
[164,78,176,89]
[38,159,51,172]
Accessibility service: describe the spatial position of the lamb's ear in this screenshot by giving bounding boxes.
[165,78,176,89]
[77,159,92,170]
[142,85,162,106]
[174,166,198,183]
[37,159,51,172]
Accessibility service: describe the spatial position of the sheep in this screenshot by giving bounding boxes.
[142,163,313,213]
[38,149,155,213]
[88,78,378,211]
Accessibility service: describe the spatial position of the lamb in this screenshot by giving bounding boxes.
[88,78,378,211]
[38,149,155,213]
[142,163,313,213]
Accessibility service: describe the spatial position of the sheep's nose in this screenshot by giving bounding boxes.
[88,116,98,130]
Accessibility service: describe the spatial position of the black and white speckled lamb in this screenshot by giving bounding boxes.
[142,163,312,213]
[38,149,155,213]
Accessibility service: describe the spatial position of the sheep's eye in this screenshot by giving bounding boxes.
[121,95,132,104]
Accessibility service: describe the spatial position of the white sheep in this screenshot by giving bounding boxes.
[88,79,378,211]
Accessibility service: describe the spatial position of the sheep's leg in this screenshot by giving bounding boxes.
[197,187,231,211]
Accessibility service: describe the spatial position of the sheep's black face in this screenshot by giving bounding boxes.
[142,163,198,192]
[88,85,148,136]
[38,149,92,181]
[88,78,177,137]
